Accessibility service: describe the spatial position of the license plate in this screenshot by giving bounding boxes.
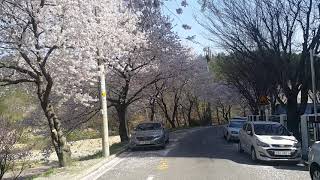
[274,151,291,156]
[139,141,151,145]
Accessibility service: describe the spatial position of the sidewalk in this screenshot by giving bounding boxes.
[34,144,128,180]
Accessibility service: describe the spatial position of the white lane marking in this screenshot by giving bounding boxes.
[146,175,154,180]
[81,152,132,180]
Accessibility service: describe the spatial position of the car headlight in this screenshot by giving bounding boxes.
[256,139,270,147]
[231,131,238,134]
[294,142,301,148]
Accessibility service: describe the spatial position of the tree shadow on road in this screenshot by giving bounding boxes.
[127,126,308,172]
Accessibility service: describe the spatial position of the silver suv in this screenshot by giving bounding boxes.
[239,121,301,162]
[129,122,169,149]
[223,119,246,141]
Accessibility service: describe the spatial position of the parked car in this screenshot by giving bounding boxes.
[309,141,320,180]
[129,122,169,150]
[223,119,247,141]
[238,121,301,162]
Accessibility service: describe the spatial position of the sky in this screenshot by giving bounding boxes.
[162,0,219,55]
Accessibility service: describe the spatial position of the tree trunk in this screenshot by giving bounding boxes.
[206,103,212,125]
[149,98,156,121]
[270,95,276,115]
[228,105,231,119]
[180,106,188,126]
[187,102,193,126]
[116,106,129,142]
[150,105,155,121]
[172,93,180,127]
[299,85,309,115]
[158,96,176,128]
[242,106,247,117]
[286,95,300,138]
[216,107,220,125]
[166,116,176,128]
[176,115,180,127]
[42,104,71,167]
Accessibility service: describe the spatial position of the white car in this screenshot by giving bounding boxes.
[239,121,301,162]
[309,141,320,180]
[223,119,246,141]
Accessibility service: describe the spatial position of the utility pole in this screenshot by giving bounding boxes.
[99,64,110,157]
[94,5,109,157]
[204,47,213,125]
[310,49,318,117]
[310,49,318,141]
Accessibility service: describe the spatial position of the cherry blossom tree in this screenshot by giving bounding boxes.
[104,3,190,141]
[0,0,144,166]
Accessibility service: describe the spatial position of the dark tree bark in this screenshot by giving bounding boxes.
[286,94,299,137]
[187,100,194,126]
[216,107,220,124]
[149,99,156,121]
[42,104,71,167]
[36,75,71,167]
[158,95,177,128]
[227,105,231,119]
[116,105,129,142]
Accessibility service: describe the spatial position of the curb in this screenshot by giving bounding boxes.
[75,144,129,180]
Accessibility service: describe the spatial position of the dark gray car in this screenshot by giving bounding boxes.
[129,122,169,149]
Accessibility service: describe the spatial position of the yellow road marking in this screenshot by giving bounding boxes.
[157,159,169,170]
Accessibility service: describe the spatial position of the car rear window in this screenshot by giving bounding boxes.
[135,123,162,131]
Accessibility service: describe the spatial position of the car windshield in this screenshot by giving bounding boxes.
[135,123,162,131]
[253,124,291,136]
[229,121,245,128]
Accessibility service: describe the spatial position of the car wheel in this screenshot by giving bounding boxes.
[251,148,257,162]
[311,164,320,180]
[238,141,244,153]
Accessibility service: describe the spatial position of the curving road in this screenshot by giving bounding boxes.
[94,126,310,180]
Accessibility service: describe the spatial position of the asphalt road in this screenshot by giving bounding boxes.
[96,126,311,180]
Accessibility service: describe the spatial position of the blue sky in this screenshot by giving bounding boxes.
[162,0,216,54]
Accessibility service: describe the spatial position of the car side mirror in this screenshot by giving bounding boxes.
[247,130,253,136]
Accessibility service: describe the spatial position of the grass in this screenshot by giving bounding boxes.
[66,129,101,142]
[19,134,50,150]
[78,142,128,161]
[42,168,56,177]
